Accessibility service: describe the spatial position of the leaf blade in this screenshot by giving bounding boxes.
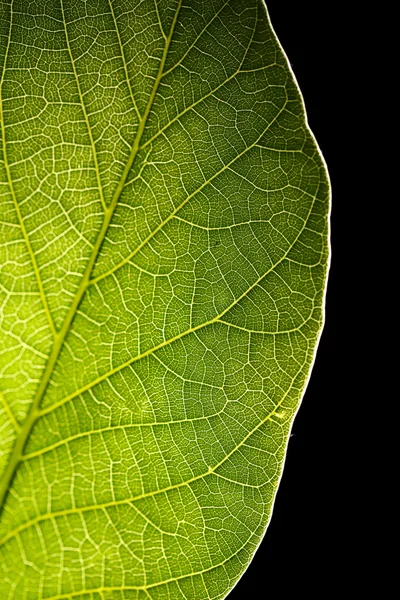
[0,1,330,598]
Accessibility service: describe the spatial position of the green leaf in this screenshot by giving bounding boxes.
[0,0,329,597]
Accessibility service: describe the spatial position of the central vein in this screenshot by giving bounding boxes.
[0,0,183,517]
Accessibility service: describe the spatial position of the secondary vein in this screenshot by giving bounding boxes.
[60,0,108,214]
[0,0,56,341]
[107,0,142,122]
[0,0,183,518]
[88,97,288,288]
[0,372,299,548]
[39,184,316,420]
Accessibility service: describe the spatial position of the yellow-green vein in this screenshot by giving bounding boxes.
[0,0,56,341]
[0,0,184,517]
[60,0,108,214]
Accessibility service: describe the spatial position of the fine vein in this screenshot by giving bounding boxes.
[0,0,183,517]
[60,0,108,214]
[0,0,56,340]
[0,372,298,548]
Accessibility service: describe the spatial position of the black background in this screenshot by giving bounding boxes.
[228,2,339,598]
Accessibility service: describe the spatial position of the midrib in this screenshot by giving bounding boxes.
[0,0,183,517]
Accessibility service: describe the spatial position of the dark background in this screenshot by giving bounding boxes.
[228,2,339,597]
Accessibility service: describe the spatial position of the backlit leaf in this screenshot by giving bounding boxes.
[0,1,329,598]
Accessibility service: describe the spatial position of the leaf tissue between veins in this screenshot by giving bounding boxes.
[0,1,329,598]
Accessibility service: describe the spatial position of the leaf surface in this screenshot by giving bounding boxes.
[0,1,329,598]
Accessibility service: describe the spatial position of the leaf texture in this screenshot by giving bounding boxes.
[0,1,329,598]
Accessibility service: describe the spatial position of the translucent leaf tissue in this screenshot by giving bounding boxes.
[0,1,330,598]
